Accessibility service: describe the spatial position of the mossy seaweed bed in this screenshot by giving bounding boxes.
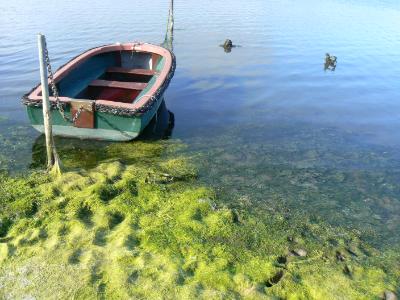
[0,141,399,299]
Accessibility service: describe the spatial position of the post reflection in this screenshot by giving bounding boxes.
[30,100,175,169]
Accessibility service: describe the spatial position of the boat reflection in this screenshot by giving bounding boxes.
[30,100,175,169]
[138,100,175,140]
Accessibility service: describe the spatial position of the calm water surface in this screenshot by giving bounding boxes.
[0,0,400,248]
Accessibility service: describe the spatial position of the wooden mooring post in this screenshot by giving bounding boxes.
[37,34,53,169]
[37,33,62,174]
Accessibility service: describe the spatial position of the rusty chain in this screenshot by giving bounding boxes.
[43,38,83,124]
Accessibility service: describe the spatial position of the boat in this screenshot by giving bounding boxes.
[22,42,176,141]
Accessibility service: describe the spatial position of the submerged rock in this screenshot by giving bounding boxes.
[0,218,12,238]
[336,251,346,261]
[346,246,359,257]
[343,264,352,276]
[384,291,398,300]
[276,255,287,265]
[291,249,307,257]
[287,236,299,244]
[265,270,285,287]
[231,209,241,223]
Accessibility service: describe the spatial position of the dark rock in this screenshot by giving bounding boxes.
[322,255,330,262]
[384,291,397,300]
[276,255,287,265]
[232,210,241,223]
[0,217,12,238]
[328,238,339,246]
[265,270,284,287]
[0,236,12,243]
[343,264,352,276]
[346,247,359,257]
[336,251,346,261]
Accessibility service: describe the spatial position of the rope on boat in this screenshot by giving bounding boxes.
[162,0,174,52]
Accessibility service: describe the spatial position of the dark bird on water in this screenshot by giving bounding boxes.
[325,53,337,71]
[326,53,337,64]
[223,39,233,49]
[220,39,238,53]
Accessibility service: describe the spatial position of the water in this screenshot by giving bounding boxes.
[1,0,400,249]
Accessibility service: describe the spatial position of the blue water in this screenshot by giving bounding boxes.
[1,0,400,247]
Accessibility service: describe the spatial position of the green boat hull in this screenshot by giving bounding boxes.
[27,96,164,141]
[23,43,176,141]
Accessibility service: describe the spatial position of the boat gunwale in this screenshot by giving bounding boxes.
[25,42,173,111]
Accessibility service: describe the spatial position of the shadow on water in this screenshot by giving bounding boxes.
[30,100,175,170]
[138,100,175,141]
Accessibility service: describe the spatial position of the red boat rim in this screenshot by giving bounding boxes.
[27,42,173,111]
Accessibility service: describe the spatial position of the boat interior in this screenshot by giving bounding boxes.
[53,50,165,104]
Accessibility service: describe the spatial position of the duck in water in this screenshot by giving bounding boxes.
[220,39,238,53]
[324,53,337,71]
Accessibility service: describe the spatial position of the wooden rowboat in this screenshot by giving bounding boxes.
[22,42,176,141]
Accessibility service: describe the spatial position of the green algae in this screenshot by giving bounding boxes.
[0,142,399,299]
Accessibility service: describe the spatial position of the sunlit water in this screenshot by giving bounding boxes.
[1,0,400,248]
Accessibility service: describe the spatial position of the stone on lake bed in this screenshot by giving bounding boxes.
[276,255,287,265]
[385,291,398,300]
[346,246,359,257]
[287,236,299,243]
[336,251,346,261]
[291,249,307,257]
[343,264,353,276]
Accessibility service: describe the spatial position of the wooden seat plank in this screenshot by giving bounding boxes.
[89,79,147,90]
[106,67,156,76]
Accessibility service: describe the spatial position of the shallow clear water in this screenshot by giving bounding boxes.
[0,0,400,247]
